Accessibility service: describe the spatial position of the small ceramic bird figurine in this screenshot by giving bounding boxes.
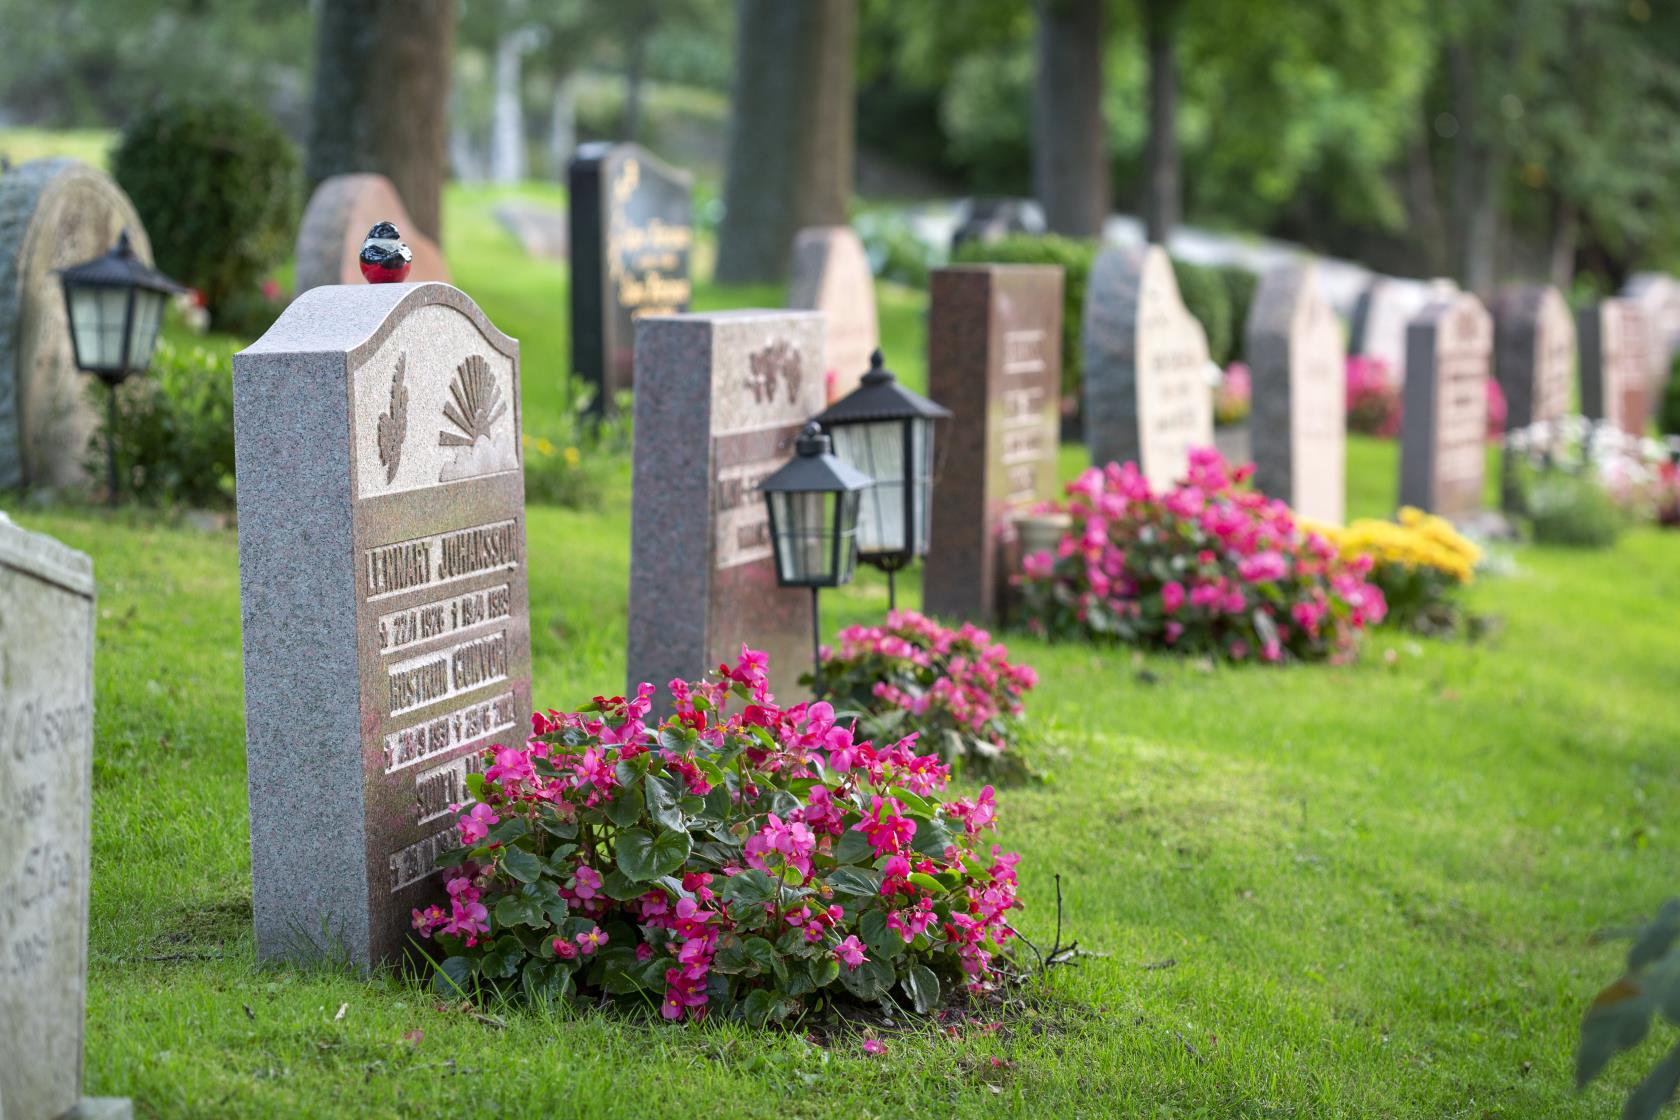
[359,221,413,284]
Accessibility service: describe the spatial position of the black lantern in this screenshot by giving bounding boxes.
[812,349,951,610]
[760,421,872,678]
[58,230,185,503]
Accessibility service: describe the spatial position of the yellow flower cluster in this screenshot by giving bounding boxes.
[1316,507,1481,583]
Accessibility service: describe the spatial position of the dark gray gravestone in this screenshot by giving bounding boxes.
[1579,298,1654,438]
[1399,293,1492,520]
[0,515,131,1120]
[1082,244,1212,488]
[0,159,150,492]
[1348,275,1456,386]
[1493,285,1574,432]
[568,143,693,414]
[1245,261,1345,523]
[925,265,1063,622]
[233,282,533,971]
[628,311,825,705]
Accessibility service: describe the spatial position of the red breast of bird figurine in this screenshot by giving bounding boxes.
[359,220,413,284]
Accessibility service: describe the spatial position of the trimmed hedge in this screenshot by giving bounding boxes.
[1217,265,1260,363]
[1171,259,1232,367]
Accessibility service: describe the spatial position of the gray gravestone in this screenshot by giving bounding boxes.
[925,265,1063,622]
[1579,298,1654,438]
[787,226,878,403]
[233,282,533,971]
[0,159,152,492]
[294,174,449,296]
[1245,261,1346,523]
[1348,276,1457,386]
[1399,293,1493,520]
[0,515,131,1120]
[628,311,825,705]
[1083,244,1213,488]
[1493,285,1575,432]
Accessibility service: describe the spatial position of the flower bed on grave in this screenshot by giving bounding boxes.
[1015,448,1386,664]
[813,611,1040,785]
[1309,507,1482,638]
[413,649,1022,1025]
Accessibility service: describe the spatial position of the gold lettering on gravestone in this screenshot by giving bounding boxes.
[607,159,694,319]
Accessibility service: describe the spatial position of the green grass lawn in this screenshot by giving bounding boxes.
[6,184,1679,1118]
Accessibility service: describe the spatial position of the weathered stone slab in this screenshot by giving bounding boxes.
[1349,276,1457,386]
[1083,245,1212,488]
[925,265,1063,622]
[493,201,568,260]
[1493,285,1575,431]
[1578,298,1654,437]
[629,311,824,704]
[0,158,151,491]
[1399,293,1493,520]
[294,174,449,296]
[233,282,532,971]
[1245,261,1345,523]
[0,514,111,1120]
[569,142,693,412]
[787,226,878,402]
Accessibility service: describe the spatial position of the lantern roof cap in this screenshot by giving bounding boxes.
[812,349,952,426]
[760,422,873,494]
[58,230,185,294]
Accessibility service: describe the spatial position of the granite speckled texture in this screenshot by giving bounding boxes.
[786,226,878,402]
[234,282,531,972]
[628,310,824,706]
[1578,299,1654,438]
[1246,261,1345,523]
[293,174,449,296]
[924,266,1062,623]
[1082,245,1211,488]
[1493,286,1574,432]
[1399,293,1492,521]
[0,514,105,1120]
[0,159,151,491]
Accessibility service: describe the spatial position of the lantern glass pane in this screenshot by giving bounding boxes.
[770,490,838,585]
[913,417,935,555]
[125,288,168,371]
[68,284,131,372]
[829,418,905,555]
[837,490,861,583]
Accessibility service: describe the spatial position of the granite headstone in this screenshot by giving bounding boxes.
[1493,285,1575,432]
[1348,276,1458,386]
[1082,244,1213,488]
[787,226,878,403]
[569,142,693,412]
[0,158,152,491]
[1621,272,1680,380]
[925,265,1063,622]
[1578,298,1653,437]
[294,174,449,296]
[233,281,533,971]
[0,515,130,1120]
[628,311,825,704]
[1399,293,1493,520]
[1245,261,1346,523]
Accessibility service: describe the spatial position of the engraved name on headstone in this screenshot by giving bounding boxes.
[294,174,449,296]
[0,515,129,1120]
[1399,293,1493,521]
[569,142,694,412]
[1083,245,1213,488]
[1245,261,1346,523]
[628,311,825,705]
[0,158,152,491]
[787,226,878,403]
[925,265,1063,622]
[233,282,533,971]
[1579,298,1654,438]
[1493,285,1575,432]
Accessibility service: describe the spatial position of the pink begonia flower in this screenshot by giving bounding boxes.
[570,865,603,902]
[1161,581,1185,614]
[636,943,655,963]
[862,1039,887,1056]
[1237,550,1288,583]
[456,803,499,846]
[1022,549,1055,580]
[552,937,579,960]
[576,927,609,955]
[833,934,868,970]
[1164,620,1185,643]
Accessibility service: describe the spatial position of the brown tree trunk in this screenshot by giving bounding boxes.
[1405,123,1450,276]
[1448,40,1502,295]
[1032,0,1109,238]
[622,31,648,143]
[1141,0,1179,245]
[308,0,455,244]
[715,0,856,284]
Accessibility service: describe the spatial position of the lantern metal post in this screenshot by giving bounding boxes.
[813,349,951,617]
[760,422,873,683]
[57,230,185,505]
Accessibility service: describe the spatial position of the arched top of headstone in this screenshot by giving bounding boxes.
[295,173,449,296]
[1410,290,1492,347]
[1245,260,1335,349]
[569,140,696,190]
[243,280,515,365]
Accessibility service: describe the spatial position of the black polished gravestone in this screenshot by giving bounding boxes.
[568,142,693,416]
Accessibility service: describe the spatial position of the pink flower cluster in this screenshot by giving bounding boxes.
[1347,354,1506,440]
[1016,448,1387,663]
